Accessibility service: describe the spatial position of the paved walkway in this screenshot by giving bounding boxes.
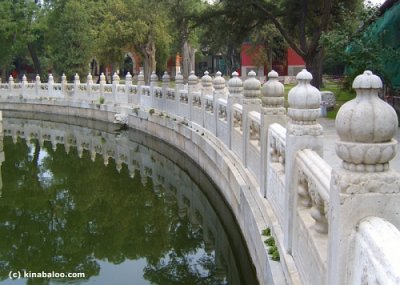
[319,118,400,171]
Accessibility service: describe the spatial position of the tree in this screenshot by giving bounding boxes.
[46,0,95,79]
[97,0,172,83]
[0,1,15,81]
[199,12,242,76]
[200,0,363,88]
[0,1,45,80]
[169,0,205,80]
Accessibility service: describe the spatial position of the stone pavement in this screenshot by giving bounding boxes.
[319,118,400,171]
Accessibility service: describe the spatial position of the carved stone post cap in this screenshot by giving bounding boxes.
[138,69,145,78]
[188,71,198,85]
[150,71,158,82]
[61,73,67,82]
[87,73,93,81]
[335,70,398,172]
[100,73,106,82]
[162,71,170,82]
[48,74,54,83]
[288,69,320,109]
[74,73,80,81]
[35,74,40,82]
[268,70,279,78]
[9,75,14,82]
[213,71,226,90]
[228,71,243,95]
[175,71,184,84]
[352,70,382,89]
[125,72,132,81]
[201,71,212,87]
[296,68,313,81]
[113,72,120,82]
[262,69,284,98]
[243,70,261,98]
[22,74,27,82]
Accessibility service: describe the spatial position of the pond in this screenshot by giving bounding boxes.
[0,112,257,285]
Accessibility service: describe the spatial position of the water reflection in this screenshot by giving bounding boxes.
[0,112,257,285]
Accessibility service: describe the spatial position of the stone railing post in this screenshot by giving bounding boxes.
[188,71,198,120]
[201,71,213,127]
[112,72,120,104]
[213,71,226,98]
[242,71,262,167]
[61,73,67,97]
[328,71,400,285]
[73,73,80,98]
[284,69,323,252]
[21,74,27,97]
[125,72,132,105]
[213,71,226,136]
[99,72,106,102]
[8,75,14,95]
[227,72,243,149]
[87,73,93,98]
[137,69,145,105]
[161,71,170,111]
[150,71,158,92]
[262,70,287,196]
[48,73,54,97]
[175,72,184,114]
[35,74,41,97]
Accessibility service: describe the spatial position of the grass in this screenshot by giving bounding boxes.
[322,81,355,119]
[321,82,355,102]
[283,79,355,120]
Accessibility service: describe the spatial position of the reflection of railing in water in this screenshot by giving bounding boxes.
[1,114,256,285]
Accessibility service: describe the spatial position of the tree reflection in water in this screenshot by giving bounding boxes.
[0,115,256,285]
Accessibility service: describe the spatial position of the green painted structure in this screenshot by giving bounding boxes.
[368,0,400,89]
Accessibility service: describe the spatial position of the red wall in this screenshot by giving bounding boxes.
[241,43,262,66]
[287,48,305,65]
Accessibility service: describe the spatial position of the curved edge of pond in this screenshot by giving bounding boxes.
[0,103,292,285]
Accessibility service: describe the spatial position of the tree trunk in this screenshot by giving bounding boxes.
[267,46,273,72]
[142,41,157,84]
[28,43,42,77]
[189,46,195,74]
[0,67,7,82]
[305,48,324,89]
[182,41,189,80]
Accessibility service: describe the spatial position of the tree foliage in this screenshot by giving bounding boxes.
[95,0,172,83]
[45,0,95,79]
[168,0,206,80]
[0,0,43,80]
[321,3,400,90]
[199,0,363,87]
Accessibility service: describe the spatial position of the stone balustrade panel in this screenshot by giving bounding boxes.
[204,94,216,135]
[266,123,286,226]
[231,103,243,161]
[293,149,331,285]
[191,91,203,126]
[351,217,400,285]
[216,98,229,146]
[247,110,261,182]
[177,90,190,119]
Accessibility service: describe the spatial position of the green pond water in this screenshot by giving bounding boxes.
[0,113,257,285]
